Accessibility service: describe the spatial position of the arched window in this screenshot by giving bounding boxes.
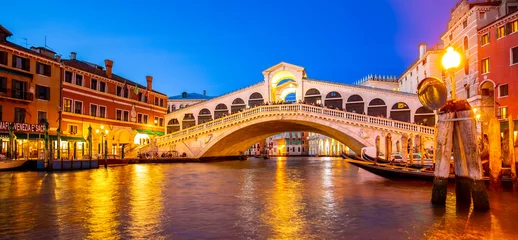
[345,95,364,114]
[248,92,264,107]
[464,36,469,75]
[231,98,246,113]
[198,108,212,124]
[172,105,176,111]
[167,118,180,133]
[325,91,343,109]
[390,102,411,122]
[367,98,387,117]
[304,88,322,105]
[214,104,229,119]
[414,106,435,127]
[182,113,196,129]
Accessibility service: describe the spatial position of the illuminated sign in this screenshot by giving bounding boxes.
[0,122,45,133]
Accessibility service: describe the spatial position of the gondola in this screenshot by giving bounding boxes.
[346,158,453,181]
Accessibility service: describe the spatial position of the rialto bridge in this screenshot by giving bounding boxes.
[140,62,436,159]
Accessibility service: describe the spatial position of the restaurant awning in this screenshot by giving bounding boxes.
[14,133,45,140]
[48,136,86,142]
[136,129,164,136]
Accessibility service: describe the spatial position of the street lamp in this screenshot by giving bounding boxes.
[441,47,461,100]
[96,125,109,168]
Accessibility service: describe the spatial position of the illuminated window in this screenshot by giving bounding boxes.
[68,125,78,135]
[498,107,508,119]
[497,26,506,39]
[480,34,489,45]
[64,99,72,112]
[511,20,518,33]
[481,58,490,74]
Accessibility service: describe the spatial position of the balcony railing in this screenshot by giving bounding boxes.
[0,88,34,101]
[157,104,435,146]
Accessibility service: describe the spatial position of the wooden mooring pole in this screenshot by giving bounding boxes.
[509,115,518,191]
[431,111,455,205]
[489,117,502,191]
[431,100,489,210]
[456,108,489,210]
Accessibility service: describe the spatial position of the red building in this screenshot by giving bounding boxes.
[478,10,518,128]
[60,52,168,159]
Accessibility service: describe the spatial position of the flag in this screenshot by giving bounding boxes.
[133,84,139,95]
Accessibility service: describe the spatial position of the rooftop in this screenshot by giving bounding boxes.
[168,92,214,100]
[62,59,167,97]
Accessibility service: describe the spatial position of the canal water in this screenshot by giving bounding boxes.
[1,157,517,239]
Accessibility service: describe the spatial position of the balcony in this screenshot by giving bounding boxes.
[0,88,34,102]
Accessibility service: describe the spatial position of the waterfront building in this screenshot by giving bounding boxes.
[398,43,444,94]
[167,91,212,113]
[355,75,399,91]
[307,133,347,157]
[477,6,518,131]
[0,25,61,159]
[60,53,168,159]
[440,0,504,105]
[264,132,309,156]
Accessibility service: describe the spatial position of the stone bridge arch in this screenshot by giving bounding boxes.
[174,115,375,158]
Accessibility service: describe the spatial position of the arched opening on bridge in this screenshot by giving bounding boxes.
[346,95,364,114]
[249,92,264,107]
[167,118,180,134]
[198,108,213,124]
[182,113,196,129]
[367,98,387,117]
[214,104,229,119]
[270,70,297,102]
[414,107,435,126]
[284,92,296,102]
[390,102,411,122]
[231,98,246,113]
[304,88,322,105]
[171,105,176,112]
[325,91,343,110]
[179,104,185,109]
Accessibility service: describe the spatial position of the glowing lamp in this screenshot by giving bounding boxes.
[105,130,109,135]
[442,47,461,70]
[100,125,104,130]
[95,129,99,134]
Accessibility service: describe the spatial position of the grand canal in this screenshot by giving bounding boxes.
[1,157,517,239]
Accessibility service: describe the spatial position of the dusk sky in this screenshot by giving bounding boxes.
[3,0,456,97]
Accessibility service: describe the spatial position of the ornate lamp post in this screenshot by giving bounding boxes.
[96,125,109,168]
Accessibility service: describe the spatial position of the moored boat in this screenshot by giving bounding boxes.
[98,155,128,167]
[0,160,27,171]
[346,158,452,180]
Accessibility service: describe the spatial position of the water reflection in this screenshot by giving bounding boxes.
[0,158,517,239]
[263,158,307,239]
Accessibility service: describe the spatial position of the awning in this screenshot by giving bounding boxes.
[48,135,85,142]
[135,129,163,136]
[14,133,44,140]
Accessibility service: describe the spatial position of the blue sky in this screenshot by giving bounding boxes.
[2,0,455,97]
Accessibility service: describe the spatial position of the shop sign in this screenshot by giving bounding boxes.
[0,122,45,133]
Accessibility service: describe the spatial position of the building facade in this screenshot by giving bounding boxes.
[60,53,168,159]
[167,92,213,132]
[307,133,346,157]
[478,8,518,129]
[355,75,399,91]
[265,132,309,156]
[0,25,61,159]
[398,43,444,94]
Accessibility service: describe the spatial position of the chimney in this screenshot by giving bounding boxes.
[70,52,77,60]
[104,59,113,78]
[146,75,153,90]
[418,42,428,59]
[203,90,206,96]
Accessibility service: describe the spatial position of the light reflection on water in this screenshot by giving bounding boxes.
[0,157,517,239]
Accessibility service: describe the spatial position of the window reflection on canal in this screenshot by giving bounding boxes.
[0,157,517,239]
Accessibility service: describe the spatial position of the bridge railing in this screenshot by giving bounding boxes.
[156,104,435,145]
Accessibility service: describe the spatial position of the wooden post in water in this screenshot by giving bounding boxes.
[452,114,471,205]
[401,134,408,165]
[419,135,425,166]
[409,135,414,165]
[489,117,502,191]
[431,110,455,205]
[432,124,439,168]
[456,107,489,210]
[375,136,381,162]
[385,133,392,163]
[509,115,518,191]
